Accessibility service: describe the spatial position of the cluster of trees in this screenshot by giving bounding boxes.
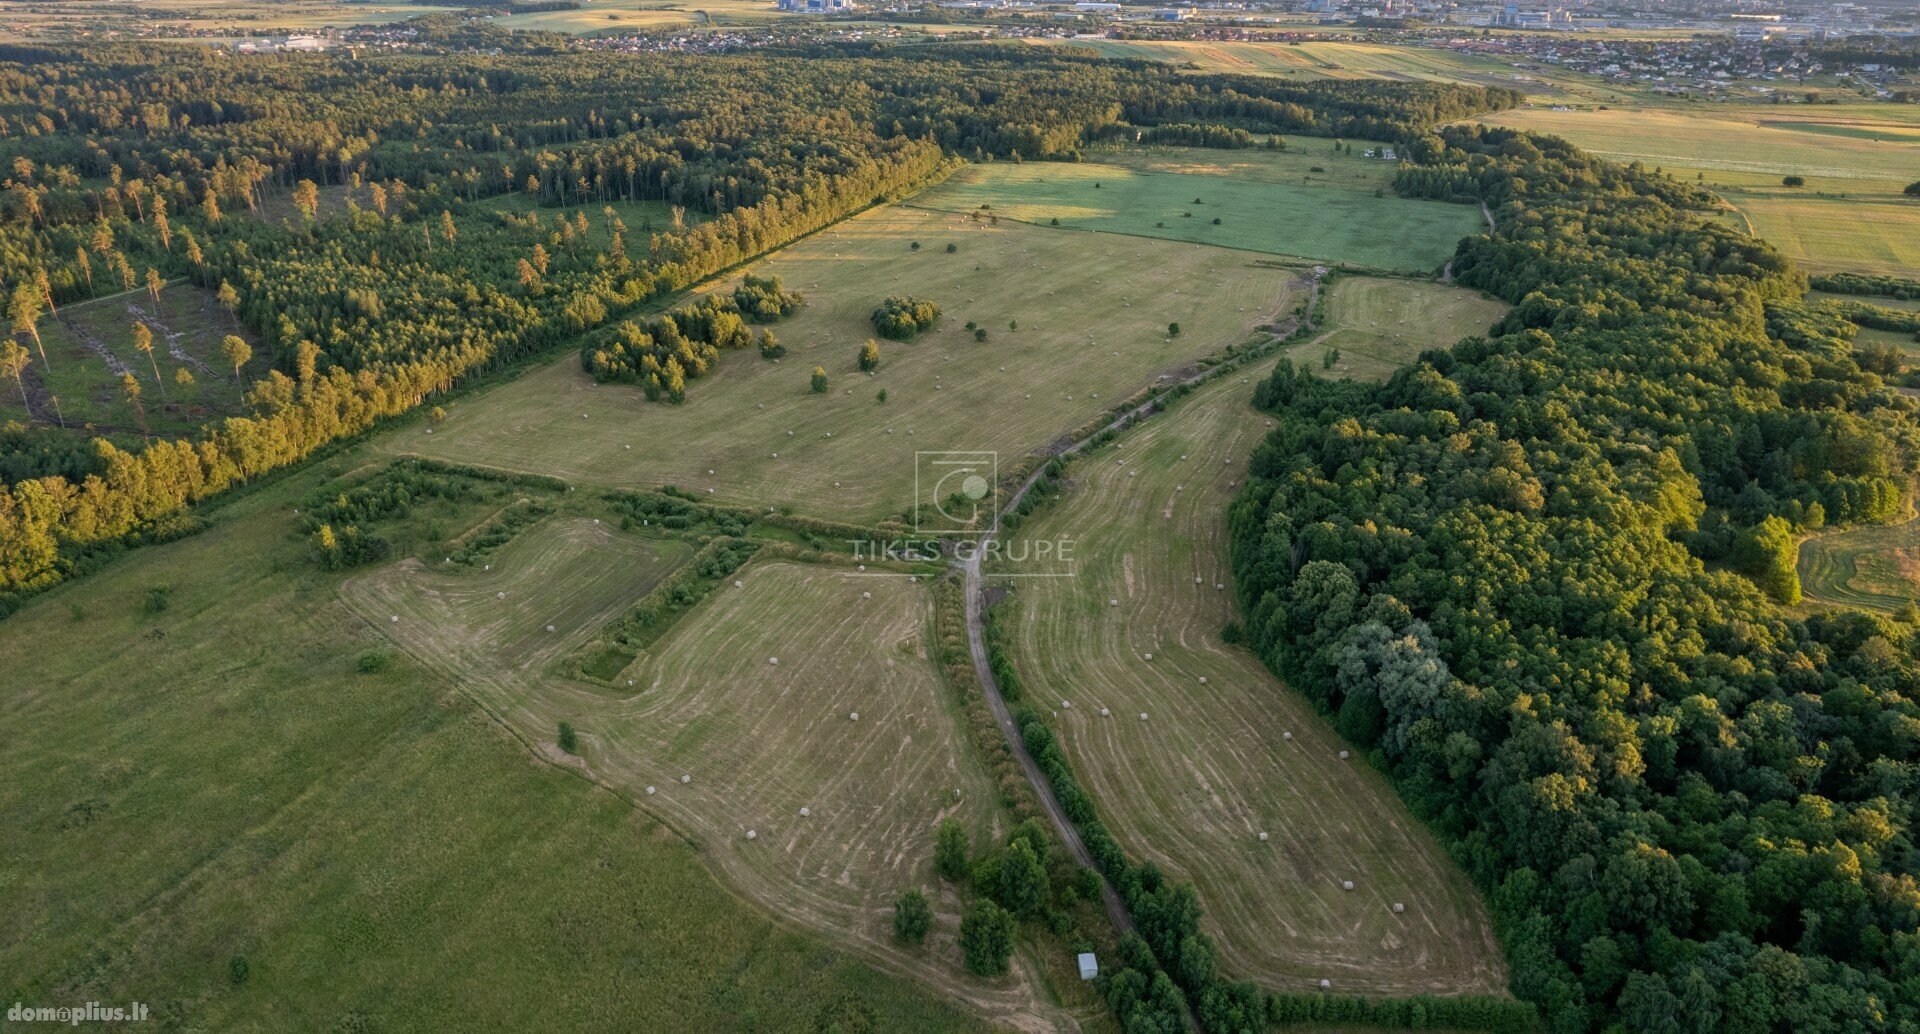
[923,816,1102,977]
[871,295,941,340]
[298,462,482,569]
[581,277,807,397]
[1232,123,1920,1031]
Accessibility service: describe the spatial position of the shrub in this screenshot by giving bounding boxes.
[557,721,579,754]
[810,366,829,393]
[893,888,932,944]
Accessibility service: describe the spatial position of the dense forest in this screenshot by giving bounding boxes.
[1233,124,1920,1031]
[0,40,1518,604]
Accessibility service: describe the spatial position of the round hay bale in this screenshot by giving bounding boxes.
[1198,676,1208,685]
[861,591,871,600]
[390,615,399,623]
[1259,832,1269,842]
[497,592,506,599]
[1139,712,1149,721]
[857,565,865,571]
[1319,979,1332,990]
[1110,599,1119,607]
[1392,902,1405,914]
[546,625,556,632]
[769,657,779,665]
[1100,707,1111,717]
[647,786,656,795]
[707,469,715,475]
[1342,880,1354,891]
[849,711,860,721]
[1338,750,1350,760]
[746,829,757,840]
[772,452,778,458]
[734,580,743,588]
[1144,652,1153,661]
[680,774,690,784]
[800,807,811,817]
[1061,700,1071,708]
[1282,731,1293,741]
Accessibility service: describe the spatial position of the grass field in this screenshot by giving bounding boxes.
[0,461,991,1033]
[1,283,266,439]
[340,526,1085,1030]
[384,202,1305,523]
[1285,277,1510,381]
[1799,518,1920,615]
[1048,39,1591,104]
[913,147,1483,272]
[987,348,1507,996]
[1479,105,1920,277]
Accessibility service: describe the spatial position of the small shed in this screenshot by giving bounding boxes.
[1077,952,1099,981]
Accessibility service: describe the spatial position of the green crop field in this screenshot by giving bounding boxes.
[988,341,1508,996]
[1478,105,1920,277]
[1285,276,1511,381]
[0,460,990,1033]
[1,283,266,440]
[339,523,1082,1027]
[1799,517,1920,615]
[384,202,1307,522]
[912,146,1485,272]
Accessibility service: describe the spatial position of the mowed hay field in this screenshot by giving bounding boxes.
[1478,105,1920,277]
[0,463,989,1033]
[343,538,1080,1030]
[1799,517,1920,615]
[1,282,266,438]
[990,356,1507,997]
[1286,277,1511,381]
[914,147,1483,271]
[387,203,1304,522]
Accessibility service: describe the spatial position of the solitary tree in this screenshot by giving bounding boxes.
[1168,322,1181,337]
[9,283,46,367]
[810,366,829,393]
[132,323,165,399]
[557,721,579,754]
[121,372,148,438]
[0,339,29,412]
[934,819,970,880]
[959,900,1015,976]
[1782,175,1805,188]
[1906,181,1920,198]
[291,178,320,222]
[893,888,932,945]
[220,335,252,381]
[858,339,881,372]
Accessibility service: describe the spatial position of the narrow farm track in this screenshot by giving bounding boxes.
[980,354,1508,998]
[342,522,1079,1033]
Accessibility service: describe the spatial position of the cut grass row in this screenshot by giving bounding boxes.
[1798,517,1920,615]
[0,459,991,1032]
[987,342,1509,996]
[339,518,1088,1030]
